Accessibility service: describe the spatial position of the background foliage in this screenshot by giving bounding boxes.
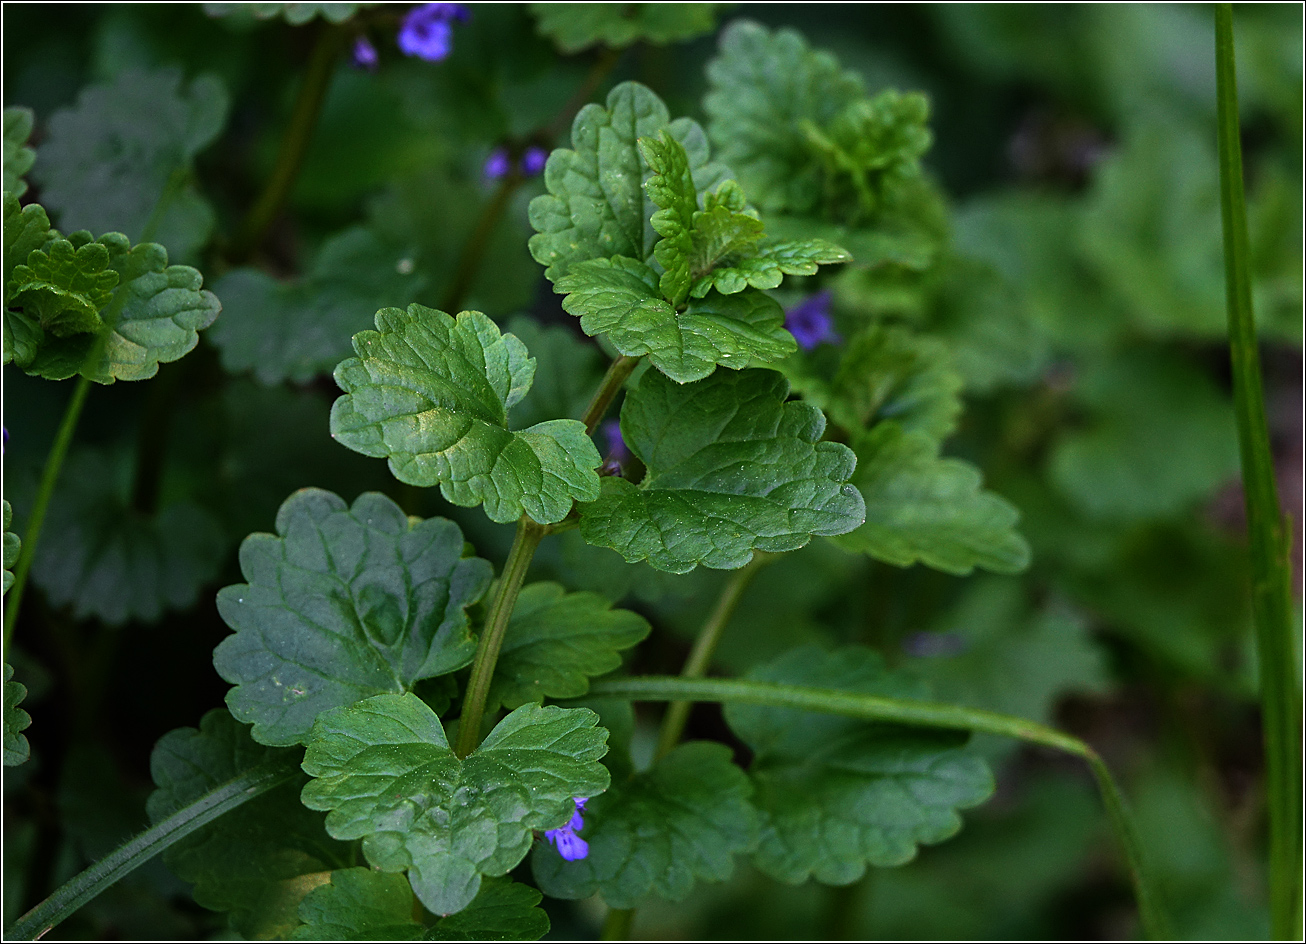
[2,3,1301,940]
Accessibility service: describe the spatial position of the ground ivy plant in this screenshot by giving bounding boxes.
[12,5,1285,940]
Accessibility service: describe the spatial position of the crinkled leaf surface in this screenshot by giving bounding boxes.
[30,448,227,625]
[300,693,610,916]
[531,3,722,53]
[503,316,606,429]
[532,741,758,907]
[725,645,995,884]
[704,21,864,215]
[4,663,31,768]
[785,324,963,441]
[557,257,796,384]
[487,582,650,710]
[4,194,54,295]
[33,67,228,262]
[291,870,549,941]
[210,227,426,385]
[834,422,1030,576]
[215,489,492,747]
[579,368,865,573]
[9,237,117,338]
[3,106,35,197]
[22,232,221,384]
[204,2,376,24]
[147,710,350,939]
[690,238,851,297]
[641,130,698,307]
[331,305,601,524]
[528,82,731,283]
[3,500,18,595]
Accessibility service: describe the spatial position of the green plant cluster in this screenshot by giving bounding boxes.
[1,4,1300,941]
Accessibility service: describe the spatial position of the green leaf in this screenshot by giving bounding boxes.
[557,257,797,383]
[578,368,865,573]
[689,238,851,298]
[330,305,601,525]
[204,2,377,25]
[214,489,492,748]
[487,582,650,710]
[21,232,221,384]
[33,67,228,262]
[833,422,1031,576]
[784,324,963,441]
[640,130,698,307]
[532,741,758,907]
[3,193,54,295]
[704,21,865,215]
[30,448,227,625]
[8,237,118,337]
[502,316,606,429]
[531,3,723,53]
[147,710,351,939]
[4,106,36,197]
[209,227,426,385]
[3,499,18,596]
[528,81,731,283]
[725,645,995,884]
[291,870,549,941]
[3,662,32,767]
[300,693,610,916]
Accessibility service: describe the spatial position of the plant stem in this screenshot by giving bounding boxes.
[654,553,772,761]
[3,375,92,652]
[455,517,547,758]
[229,23,344,262]
[5,753,300,940]
[1213,7,1303,938]
[601,907,635,941]
[587,675,1172,939]
[581,355,639,434]
[439,171,524,314]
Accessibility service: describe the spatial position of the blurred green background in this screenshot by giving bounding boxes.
[3,3,1301,939]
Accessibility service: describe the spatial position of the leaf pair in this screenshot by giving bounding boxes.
[3,195,221,383]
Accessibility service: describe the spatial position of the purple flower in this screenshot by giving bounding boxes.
[483,148,511,181]
[351,35,379,70]
[521,145,548,177]
[545,797,589,861]
[397,3,470,62]
[784,289,839,350]
[600,420,630,464]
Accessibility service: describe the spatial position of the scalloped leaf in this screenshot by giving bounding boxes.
[579,368,865,573]
[300,694,610,916]
[833,422,1031,576]
[528,82,731,283]
[725,645,995,885]
[30,448,227,625]
[557,257,796,383]
[209,227,426,385]
[330,305,601,524]
[4,106,36,197]
[291,870,550,941]
[487,582,650,710]
[532,741,757,907]
[9,236,118,338]
[147,710,351,938]
[3,500,18,595]
[33,67,228,262]
[204,2,377,25]
[3,662,32,767]
[503,316,606,429]
[531,3,723,53]
[214,489,492,747]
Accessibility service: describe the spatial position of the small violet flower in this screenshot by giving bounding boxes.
[397,3,470,62]
[784,289,840,350]
[483,147,511,181]
[545,797,589,861]
[351,35,379,71]
[598,419,631,477]
[521,145,548,177]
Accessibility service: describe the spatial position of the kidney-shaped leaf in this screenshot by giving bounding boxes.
[579,368,865,573]
[725,645,995,885]
[215,489,492,747]
[331,305,601,524]
[300,693,610,917]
